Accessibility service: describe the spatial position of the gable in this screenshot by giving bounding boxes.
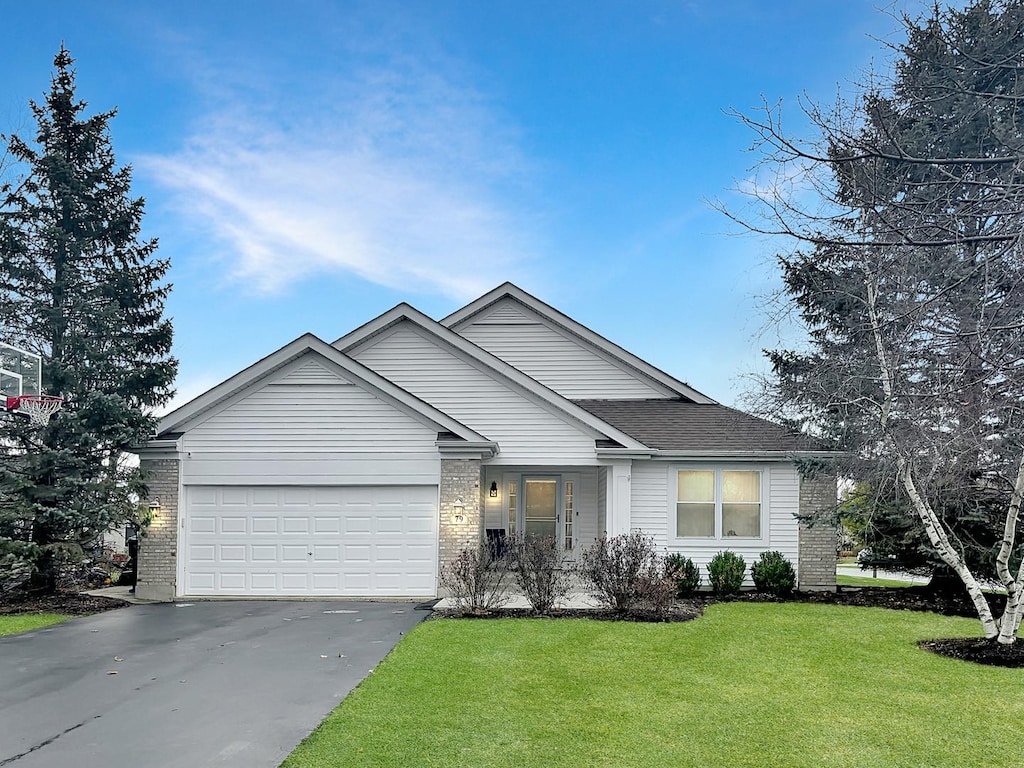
[348,320,605,464]
[453,297,674,400]
[443,285,715,403]
[182,353,446,454]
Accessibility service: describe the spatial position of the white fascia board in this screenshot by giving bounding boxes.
[333,304,650,452]
[154,332,488,445]
[441,282,717,405]
[436,440,500,460]
[130,437,181,458]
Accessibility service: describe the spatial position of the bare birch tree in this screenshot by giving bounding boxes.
[728,1,1024,642]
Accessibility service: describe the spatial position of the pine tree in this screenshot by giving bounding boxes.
[0,47,177,591]
[732,1,1024,641]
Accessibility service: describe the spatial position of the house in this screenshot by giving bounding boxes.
[133,283,837,601]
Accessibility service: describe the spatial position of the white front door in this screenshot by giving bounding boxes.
[524,477,559,540]
[507,474,578,555]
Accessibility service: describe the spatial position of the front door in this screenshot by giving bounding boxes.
[524,477,559,541]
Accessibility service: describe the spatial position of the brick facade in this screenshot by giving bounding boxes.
[437,458,483,580]
[136,457,180,601]
[797,473,838,592]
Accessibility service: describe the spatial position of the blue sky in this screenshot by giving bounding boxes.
[2,1,925,409]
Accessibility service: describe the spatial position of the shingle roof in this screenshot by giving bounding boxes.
[572,399,826,453]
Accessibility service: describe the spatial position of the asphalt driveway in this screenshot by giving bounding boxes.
[0,600,427,768]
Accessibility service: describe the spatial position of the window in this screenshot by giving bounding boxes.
[507,482,517,536]
[564,480,574,550]
[675,469,762,539]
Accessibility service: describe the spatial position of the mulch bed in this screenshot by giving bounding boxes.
[918,637,1024,667]
[0,591,128,617]
[436,585,1022,667]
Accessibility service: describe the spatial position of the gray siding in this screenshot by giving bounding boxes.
[630,460,800,587]
[180,356,443,486]
[351,322,599,464]
[183,358,439,454]
[454,298,674,400]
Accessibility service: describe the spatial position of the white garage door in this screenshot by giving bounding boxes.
[182,485,438,597]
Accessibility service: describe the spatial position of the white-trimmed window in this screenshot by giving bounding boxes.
[674,468,764,540]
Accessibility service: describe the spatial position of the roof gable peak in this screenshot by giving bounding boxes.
[442,284,717,405]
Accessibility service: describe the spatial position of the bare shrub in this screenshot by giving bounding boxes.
[508,534,572,614]
[439,541,512,615]
[579,531,662,614]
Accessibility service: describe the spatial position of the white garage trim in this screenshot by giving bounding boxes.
[180,484,438,597]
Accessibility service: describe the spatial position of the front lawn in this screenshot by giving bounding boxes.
[0,613,69,636]
[284,603,1022,768]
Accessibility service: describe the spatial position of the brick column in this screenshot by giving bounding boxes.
[438,458,483,581]
[136,458,180,601]
[798,473,838,592]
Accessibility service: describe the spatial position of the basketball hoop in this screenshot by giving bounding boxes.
[10,394,64,427]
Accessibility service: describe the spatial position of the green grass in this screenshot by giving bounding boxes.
[0,613,69,636]
[283,603,1022,768]
[837,573,916,588]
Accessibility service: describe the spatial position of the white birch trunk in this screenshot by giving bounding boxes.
[866,276,1001,640]
[995,453,1024,643]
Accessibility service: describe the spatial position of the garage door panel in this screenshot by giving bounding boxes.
[312,573,340,590]
[221,488,249,506]
[344,545,371,562]
[376,516,405,534]
[190,544,216,562]
[251,545,278,561]
[345,517,372,534]
[313,545,340,562]
[189,572,216,591]
[314,516,340,534]
[281,544,309,562]
[219,545,246,562]
[252,518,278,534]
[282,488,314,505]
[192,517,216,534]
[252,488,281,505]
[282,517,310,534]
[250,573,277,591]
[183,485,438,597]
[221,517,247,534]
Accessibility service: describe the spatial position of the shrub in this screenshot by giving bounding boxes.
[579,531,661,614]
[508,534,572,614]
[751,550,796,596]
[639,572,679,618]
[708,550,746,595]
[664,553,701,597]
[439,541,512,615]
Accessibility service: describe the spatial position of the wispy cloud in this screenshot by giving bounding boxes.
[139,54,537,300]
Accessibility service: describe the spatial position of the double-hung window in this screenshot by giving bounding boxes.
[675,468,763,539]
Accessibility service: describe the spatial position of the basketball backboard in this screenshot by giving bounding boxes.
[1,342,42,400]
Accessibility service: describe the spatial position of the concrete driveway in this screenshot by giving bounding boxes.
[0,600,428,768]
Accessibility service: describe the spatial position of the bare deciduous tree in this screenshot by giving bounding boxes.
[726,1,1024,642]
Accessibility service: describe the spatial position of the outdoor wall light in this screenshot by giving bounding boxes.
[148,497,161,513]
[489,481,498,498]
[452,498,465,523]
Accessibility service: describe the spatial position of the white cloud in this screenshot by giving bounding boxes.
[139,58,537,300]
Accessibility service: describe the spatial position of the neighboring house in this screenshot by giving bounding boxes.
[133,283,837,601]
